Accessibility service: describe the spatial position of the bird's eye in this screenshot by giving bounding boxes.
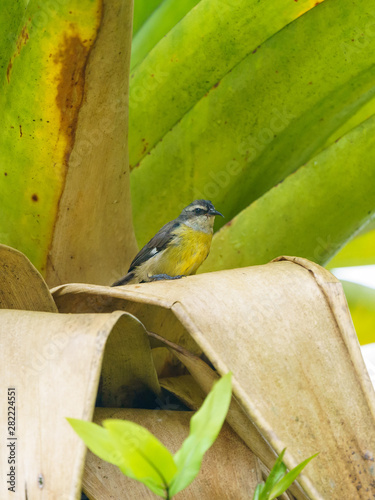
[194,208,205,215]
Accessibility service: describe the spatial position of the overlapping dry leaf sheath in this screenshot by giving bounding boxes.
[53,256,375,499]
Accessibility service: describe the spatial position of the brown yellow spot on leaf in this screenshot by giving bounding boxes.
[54,32,92,165]
[6,24,30,83]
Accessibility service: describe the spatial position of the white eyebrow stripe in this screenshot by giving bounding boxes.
[190,205,207,211]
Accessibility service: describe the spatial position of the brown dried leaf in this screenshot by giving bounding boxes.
[53,257,375,499]
[156,339,305,500]
[0,244,57,312]
[0,309,160,498]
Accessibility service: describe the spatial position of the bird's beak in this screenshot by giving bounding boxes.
[208,208,224,217]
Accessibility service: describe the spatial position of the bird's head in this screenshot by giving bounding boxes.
[179,200,224,233]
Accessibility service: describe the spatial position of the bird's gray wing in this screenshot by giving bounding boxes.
[128,219,180,272]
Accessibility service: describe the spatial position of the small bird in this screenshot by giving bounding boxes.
[112,199,223,286]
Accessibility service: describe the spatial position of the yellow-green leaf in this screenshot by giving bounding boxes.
[341,280,375,345]
[133,0,164,36]
[131,0,201,70]
[200,115,375,272]
[170,373,232,497]
[0,0,137,286]
[0,0,101,271]
[104,418,176,496]
[328,229,375,268]
[67,418,122,466]
[129,0,375,249]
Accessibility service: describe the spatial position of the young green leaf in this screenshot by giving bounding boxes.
[103,419,177,497]
[68,417,177,498]
[67,418,122,466]
[169,372,232,497]
[262,448,287,497]
[252,449,318,500]
[252,483,263,500]
[268,453,319,499]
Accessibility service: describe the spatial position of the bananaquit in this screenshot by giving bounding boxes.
[112,199,224,286]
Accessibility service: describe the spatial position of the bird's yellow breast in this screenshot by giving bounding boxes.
[158,225,213,276]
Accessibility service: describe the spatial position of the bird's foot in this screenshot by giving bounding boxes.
[148,274,185,282]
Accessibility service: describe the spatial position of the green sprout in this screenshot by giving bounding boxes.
[253,448,318,500]
[68,372,232,499]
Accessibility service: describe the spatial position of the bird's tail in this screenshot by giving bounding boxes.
[111,272,135,287]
